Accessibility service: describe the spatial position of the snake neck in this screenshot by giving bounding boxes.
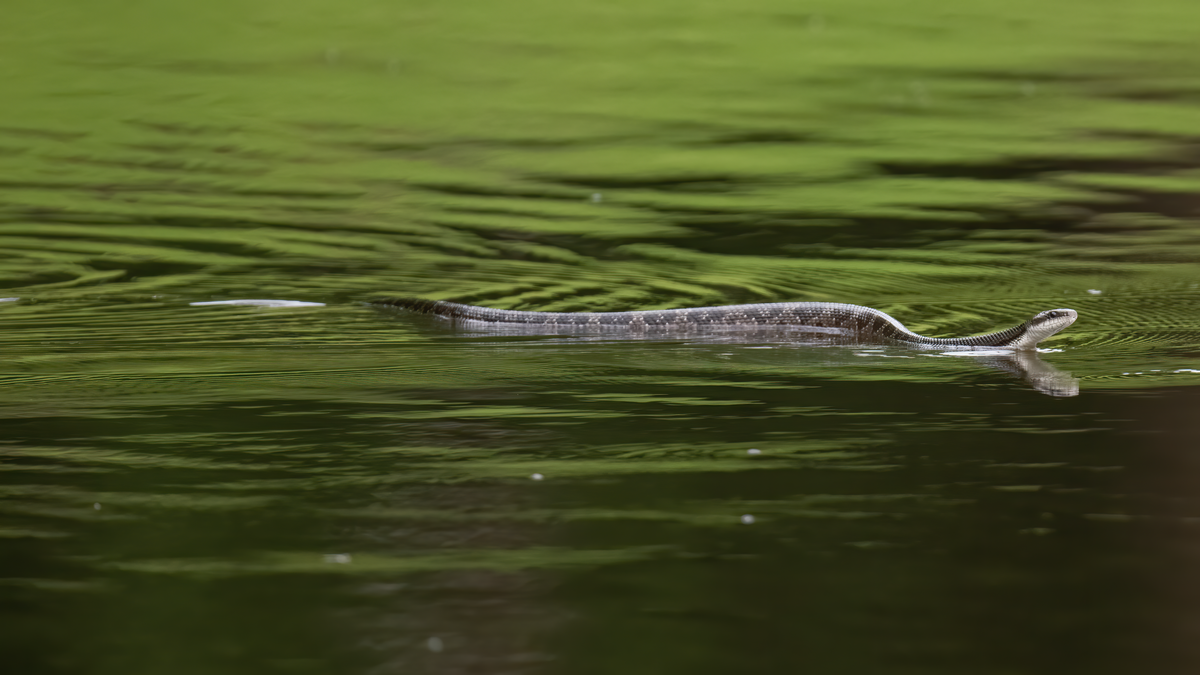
[908,322,1031,348]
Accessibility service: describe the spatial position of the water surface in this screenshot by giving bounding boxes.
[2,1,1200,673]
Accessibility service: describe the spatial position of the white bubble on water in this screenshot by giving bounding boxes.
[530,473,544,481]
[191,299,325,307]
[427,637,444,653]
[747,448,762,455]
[323,554,352,564]
[741,514,756,525]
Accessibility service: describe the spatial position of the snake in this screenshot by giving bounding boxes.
[376,298,1078,350]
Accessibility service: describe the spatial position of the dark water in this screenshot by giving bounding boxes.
[3,1,1200,673]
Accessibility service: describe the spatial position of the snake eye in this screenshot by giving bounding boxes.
[1045,311,1060,318]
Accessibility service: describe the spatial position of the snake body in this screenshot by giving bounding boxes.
[377,298,1077,350]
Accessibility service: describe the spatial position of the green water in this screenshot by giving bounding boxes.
[3,1,1200,673]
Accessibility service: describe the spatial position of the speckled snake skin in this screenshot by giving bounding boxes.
[378,299,1078,350]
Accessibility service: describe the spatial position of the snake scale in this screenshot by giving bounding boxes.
[376,298,1078,350]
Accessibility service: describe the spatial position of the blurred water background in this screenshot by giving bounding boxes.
[2,1,1200,673]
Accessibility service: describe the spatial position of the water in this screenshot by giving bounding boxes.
[3,1,1200,673]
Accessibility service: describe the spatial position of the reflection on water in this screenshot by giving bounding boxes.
[2,0,1200,672]
[966,349,1081,397]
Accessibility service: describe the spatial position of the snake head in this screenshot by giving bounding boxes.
[1019,308,1078,348]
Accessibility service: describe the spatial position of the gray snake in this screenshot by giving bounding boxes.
[377,299,1078,350]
